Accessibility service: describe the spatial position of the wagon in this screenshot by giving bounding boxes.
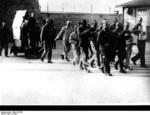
[11,10,43,58]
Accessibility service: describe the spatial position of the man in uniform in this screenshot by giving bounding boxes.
[28,12,36,48]
[20,17,29,50]
[97,19,113,76]
[88,21,101,70]
[77,19,91,73]
[40,18,56,63]
[114,22,131,73]
[0,22,9,57]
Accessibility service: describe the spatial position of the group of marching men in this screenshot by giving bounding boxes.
[0,14,147,76]
[40,17,148,76]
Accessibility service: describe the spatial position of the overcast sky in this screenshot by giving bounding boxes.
[39,0,132,14]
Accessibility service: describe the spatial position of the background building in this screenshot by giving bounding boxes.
[117,0,150,41]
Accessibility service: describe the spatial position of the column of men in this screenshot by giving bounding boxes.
[0,16,147,76]
[40,17,147,76]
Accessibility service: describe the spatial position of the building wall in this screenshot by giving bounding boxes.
[40,12,123,33]
[148,8,150,25]
[124,7,137,30]
[147,8,150,41]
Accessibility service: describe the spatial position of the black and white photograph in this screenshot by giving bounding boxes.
[0,0,150,108]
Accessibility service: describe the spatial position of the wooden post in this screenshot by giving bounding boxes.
[47,2,49,17]
[91,4,93,21]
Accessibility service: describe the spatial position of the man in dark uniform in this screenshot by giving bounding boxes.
[77,19,91,73]
[0,22,9,57]
[28,12,36,48]
[20,18,29,50]
[112,22,123,70]
[97,19,113,76]
[40,18,56,63]
[34,24,41,47]
[88,21,101,70]
[110,19,123,63]
[115,22,131,73]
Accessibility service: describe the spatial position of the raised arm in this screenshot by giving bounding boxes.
[55,27,65,41]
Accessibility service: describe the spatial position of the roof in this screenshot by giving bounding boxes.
[116,0,150,7]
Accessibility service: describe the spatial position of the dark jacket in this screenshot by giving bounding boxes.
[0,25,9,44]
[97,28,113,61]
[118,30,131,50]
[110,23,116,31]
[97,29,112,50]
[20,21,28,41]
[77,26,90,47]
[28,17,36,30]
[40,23,56,48]
[112,28,123,50]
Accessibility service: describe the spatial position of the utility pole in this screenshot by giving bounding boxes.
[91,3,93,21]
[109,7,111,14]
[62,3,64,13]
[73,5,75,12]
[47,2,49,17]
[47,2,49,13]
